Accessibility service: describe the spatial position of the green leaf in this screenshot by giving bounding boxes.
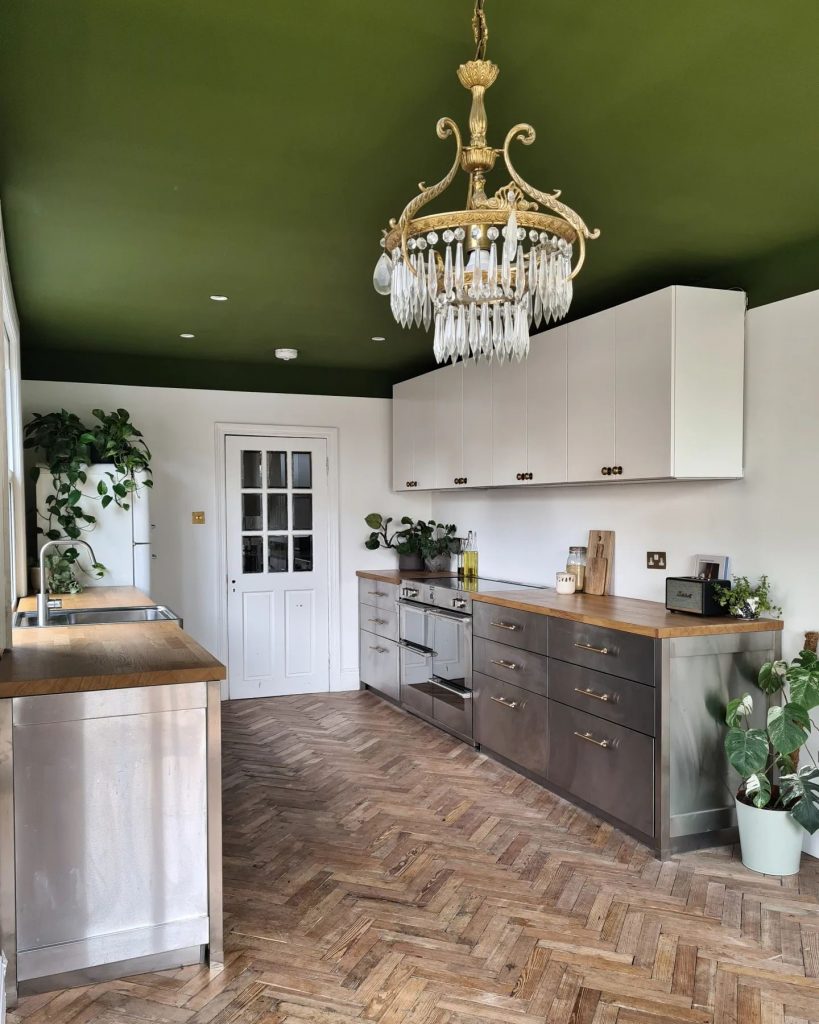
[724,727,768,777]
[113,483,127,498]
[364,538,380,550]
[767,702,810,755]
[788,666,819,712]
[67,489,81,506]
[364,513,384,530]
[45,529,62,541]
[758,660,787,695]
[780,766,819,834]
[101,494,113,508]
[744,772,772,809]
[97,480,108,495]
[726,694,753,728]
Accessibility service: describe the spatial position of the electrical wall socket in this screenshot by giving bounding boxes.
[647,551,666,569]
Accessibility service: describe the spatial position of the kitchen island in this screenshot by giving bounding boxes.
[0,588,225,1005]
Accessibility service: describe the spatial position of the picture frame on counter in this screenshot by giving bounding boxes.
[693,554,730,581]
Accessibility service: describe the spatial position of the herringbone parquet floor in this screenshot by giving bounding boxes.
[11,691,819,1023]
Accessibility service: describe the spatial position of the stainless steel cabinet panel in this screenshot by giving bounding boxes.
[549,617,655,686]
[359,631,399,701]
[472,602,549,655]
[358,579,398,612]
[474,672,548,777]
[473,637,548,697]
[432,684,473,740]
[547,700,654,837]
[548,659,655,736]
[14,693,208,959]
[358,601,398,642]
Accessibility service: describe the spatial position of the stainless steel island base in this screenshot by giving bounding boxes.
[0,681,223,1006]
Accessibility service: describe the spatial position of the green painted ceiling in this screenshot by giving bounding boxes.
[2,1,819,397]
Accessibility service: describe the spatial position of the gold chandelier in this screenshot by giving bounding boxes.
[373,0,599,363]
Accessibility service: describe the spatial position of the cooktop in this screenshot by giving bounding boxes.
[417,576,545,594]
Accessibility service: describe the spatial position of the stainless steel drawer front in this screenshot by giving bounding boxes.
[549,618,655,685]
[473,637,548,697]
[358,601,398,642]
[433,684,473,739]
[472,602,548,655]
[548,660,655,736]
[474,672,548,777]
[547,700,654,836]
[358,579,398,611]
[359,631,399,701]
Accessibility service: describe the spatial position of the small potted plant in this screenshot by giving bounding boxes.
[713,574,781,620]
[722,649,819,874]
[364,514,423,570]
[416,519,459,572]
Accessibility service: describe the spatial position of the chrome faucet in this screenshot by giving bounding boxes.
[37,539,99,627]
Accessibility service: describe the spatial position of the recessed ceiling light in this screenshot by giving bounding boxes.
[371,336,386,342]
[209,294,228,302]
[180,333,195,339]
[275,348,298,361]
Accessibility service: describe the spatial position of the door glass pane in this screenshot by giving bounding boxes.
[241,451,262,489]
[267,451,287,489]
[267,493,288,531]
[242,536,263,573]
[292,451,312,489]
[242,493,263,531]
[292,494,312,530]
[268,535,288,573]
[293,535,313,572]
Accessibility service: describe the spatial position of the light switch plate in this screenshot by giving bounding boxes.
[647,551,666,569]
[192,511,205,525]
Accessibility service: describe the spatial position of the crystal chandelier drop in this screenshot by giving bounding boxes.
[373,0,599,364]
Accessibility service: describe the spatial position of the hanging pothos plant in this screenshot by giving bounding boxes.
[24,407,153,583]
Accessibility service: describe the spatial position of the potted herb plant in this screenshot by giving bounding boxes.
[364,514,423,570]
[713,574,781,620]
[722,649,819,874]
[416,519,459,572]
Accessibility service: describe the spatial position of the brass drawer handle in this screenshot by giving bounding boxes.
[574,730,611,749]
[574,641,610,656]
[490,620,521,631]
[490,658,520,671]
[574,686,614,703]
[369,645,389,654]
[368,617,387,625]
[368,590,388,598]
[490,695,524,711]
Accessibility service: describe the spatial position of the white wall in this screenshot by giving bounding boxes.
[430,288,819,854]
[21,381,431,689]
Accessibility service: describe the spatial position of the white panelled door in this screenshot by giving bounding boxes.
[226,435,329,699]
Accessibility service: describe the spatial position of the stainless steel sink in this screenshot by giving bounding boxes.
[13,605,181,628]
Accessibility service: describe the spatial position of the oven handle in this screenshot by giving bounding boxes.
[398,638,437,657]
[426,608,472,623]
[426,678,472,699]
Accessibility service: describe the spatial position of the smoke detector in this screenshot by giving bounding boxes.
[275,348,298,361]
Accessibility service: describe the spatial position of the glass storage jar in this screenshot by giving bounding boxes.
[566,546,587,592]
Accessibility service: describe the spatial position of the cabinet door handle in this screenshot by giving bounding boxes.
[490,620,521,631]
[368,590,388,598]
[368,618,387,625]
[573,686,614,703]
[574,730,611,749]
[490,695,524,711]
[428,678,473,698]
[463,477,467,484]
[490,658,520,671]
[516,473,522,481]
[369,645,388,654]
[574,641,610,656]
[615,466,623,476]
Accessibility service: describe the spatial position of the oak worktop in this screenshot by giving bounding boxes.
[355,570,783,639]
[1,587,225,697]
[16,586,155,613]
[357,570,455,585]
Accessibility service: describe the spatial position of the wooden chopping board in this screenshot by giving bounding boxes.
[585,530,614,596]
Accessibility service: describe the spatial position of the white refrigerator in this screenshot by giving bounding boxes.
[36,466,153,591]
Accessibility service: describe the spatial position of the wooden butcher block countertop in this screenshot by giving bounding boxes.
[1,587,225,698]
[357,570,455,585]
[473,588,784,639]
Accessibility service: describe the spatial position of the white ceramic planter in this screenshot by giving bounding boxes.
[735,796,803,875]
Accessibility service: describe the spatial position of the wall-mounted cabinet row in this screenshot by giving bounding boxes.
[392,285,746,491]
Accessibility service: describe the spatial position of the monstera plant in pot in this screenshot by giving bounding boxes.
[416,519,459,572]
[723,649,819,874]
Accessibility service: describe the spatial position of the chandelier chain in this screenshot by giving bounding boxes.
[472,0,488,61]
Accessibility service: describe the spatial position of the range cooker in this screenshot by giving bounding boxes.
[397,576,545,742]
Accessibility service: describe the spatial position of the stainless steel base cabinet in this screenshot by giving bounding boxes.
[359,632,399,702]
[474,672,547,777]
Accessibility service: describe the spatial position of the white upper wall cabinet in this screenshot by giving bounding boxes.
[392,285,745,491]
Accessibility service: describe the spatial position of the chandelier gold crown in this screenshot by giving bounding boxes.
[373,0,599,364]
